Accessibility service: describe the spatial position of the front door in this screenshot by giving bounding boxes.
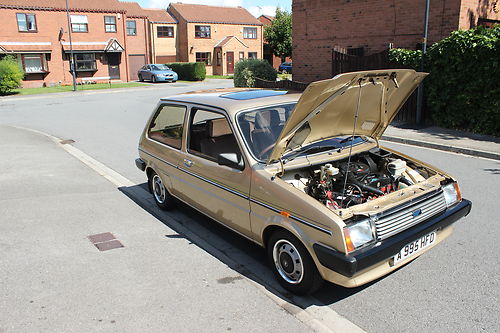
[226,51,234,74]
[107,53,121,79]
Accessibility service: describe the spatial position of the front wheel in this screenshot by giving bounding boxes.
[267,230,323,295]
[149,171,175,210]
[152,75,157,83]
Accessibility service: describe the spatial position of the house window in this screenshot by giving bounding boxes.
[196,52,211,65]
[195,25,211,38]
[239,52,244,61]
[243,27,257,39]
[16,13,37,32]
[248,52,257,59]
[104,16,116,33]
[70,15,88,32]
[157,26,174,38]
[127,20,137,35]
[74,53,96,71]
[22,54,45,73]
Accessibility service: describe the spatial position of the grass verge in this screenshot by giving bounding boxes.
[10,82,147,96]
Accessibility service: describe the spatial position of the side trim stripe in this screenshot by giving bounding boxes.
[139,148,332,235]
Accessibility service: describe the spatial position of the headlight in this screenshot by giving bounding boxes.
[442,182,461,207]
[343,219,375,252]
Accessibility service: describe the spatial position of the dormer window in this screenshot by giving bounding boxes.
[17,13,37,32]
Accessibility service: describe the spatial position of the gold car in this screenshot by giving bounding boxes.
[135,69,471,295]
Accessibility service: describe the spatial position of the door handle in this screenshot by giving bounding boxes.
[183,159,193,167]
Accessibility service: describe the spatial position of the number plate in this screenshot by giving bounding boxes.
[392,231,437,265]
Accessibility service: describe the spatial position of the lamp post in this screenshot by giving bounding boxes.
[65,0,77,91]
[416,0,430,125]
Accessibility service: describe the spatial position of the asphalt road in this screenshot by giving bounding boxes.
[0,81,498,333]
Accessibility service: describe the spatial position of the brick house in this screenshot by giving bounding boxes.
[292,0,500,83]
[258,14,292,70]
[144,8,178,64]
[167,3,263,75]
[0,0,160,87]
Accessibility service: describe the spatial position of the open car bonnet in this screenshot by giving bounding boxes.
[267,69,427,164]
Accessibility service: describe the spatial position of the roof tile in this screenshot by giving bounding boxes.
[169,3,262,25]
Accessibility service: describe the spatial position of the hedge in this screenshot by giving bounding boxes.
[389,25,500,136]
[234,59,277,87]
[0,55,24,95]
[165,62,206,81]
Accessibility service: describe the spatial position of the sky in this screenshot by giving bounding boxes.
[133,0,291,17]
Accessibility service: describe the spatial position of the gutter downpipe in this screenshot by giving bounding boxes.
[65,0,77,91]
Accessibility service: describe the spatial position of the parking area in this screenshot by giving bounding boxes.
[0,81,498,333]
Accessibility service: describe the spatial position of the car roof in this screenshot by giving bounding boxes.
[160,88,301,116]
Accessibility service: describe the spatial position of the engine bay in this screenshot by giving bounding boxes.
[283,148,437,210]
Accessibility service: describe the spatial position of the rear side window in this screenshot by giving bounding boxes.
[148,104,187,149]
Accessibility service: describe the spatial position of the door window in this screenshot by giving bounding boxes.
[148,104,187,149]
[188,109,241,161]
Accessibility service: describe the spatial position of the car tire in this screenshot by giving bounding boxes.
[152,75,157,83]
[267,230,323,295]
[138,74,144,82]
[148,171,175,210]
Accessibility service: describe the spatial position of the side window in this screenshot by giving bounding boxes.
[188,109,240,161]
[148,104,187,149]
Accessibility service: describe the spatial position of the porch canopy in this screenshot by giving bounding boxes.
[0,41,52,53]
[61,38,124,53]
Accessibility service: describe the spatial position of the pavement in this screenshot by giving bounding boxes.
[0,125,322,333]
[382,123,500,160]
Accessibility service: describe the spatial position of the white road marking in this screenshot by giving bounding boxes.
[21,125,366,333]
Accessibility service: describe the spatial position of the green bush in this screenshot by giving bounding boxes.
[389,25,500,136]
[388,48,422,69]
[0,55,24,95]
[165,62,206,81]
[234,59,277,87]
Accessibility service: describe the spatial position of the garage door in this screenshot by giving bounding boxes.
[156,55,176,64]
[128,54,146,81]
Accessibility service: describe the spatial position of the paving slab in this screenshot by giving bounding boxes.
[382,124,500,160]
[0,125,311,333]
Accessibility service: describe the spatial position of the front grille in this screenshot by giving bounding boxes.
[374,190,447,240]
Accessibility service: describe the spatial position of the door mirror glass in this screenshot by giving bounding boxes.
[218,153,244,170]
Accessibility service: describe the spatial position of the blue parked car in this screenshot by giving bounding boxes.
[138,64,178,83]
[278,61,292,74]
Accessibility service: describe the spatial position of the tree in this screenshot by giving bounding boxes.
[0,55,24,95]
[263,8,292,63]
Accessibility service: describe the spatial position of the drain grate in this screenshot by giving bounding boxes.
[60,139,75,145]
[88,232,124,251]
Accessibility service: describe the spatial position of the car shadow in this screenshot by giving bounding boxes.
[118,183,402,309]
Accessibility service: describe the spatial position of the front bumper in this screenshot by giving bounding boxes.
[313,199,472,278]
[156,75,177,82]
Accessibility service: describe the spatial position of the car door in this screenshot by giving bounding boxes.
[173,106,252,237]
[143,102,188,199]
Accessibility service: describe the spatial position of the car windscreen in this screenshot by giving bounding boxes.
[151,64,170,71]
[237,103,367,162]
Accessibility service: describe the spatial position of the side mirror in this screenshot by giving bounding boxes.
[218,153,244,171]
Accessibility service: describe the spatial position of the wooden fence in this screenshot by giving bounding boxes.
[255,48,423,124]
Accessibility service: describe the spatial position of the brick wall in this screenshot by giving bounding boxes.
[150,23,177,63]
[293,0,471,83]
[0,6,153,87]
[459,0,500,29]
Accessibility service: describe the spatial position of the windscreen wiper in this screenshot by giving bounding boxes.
[284,144,339,163]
